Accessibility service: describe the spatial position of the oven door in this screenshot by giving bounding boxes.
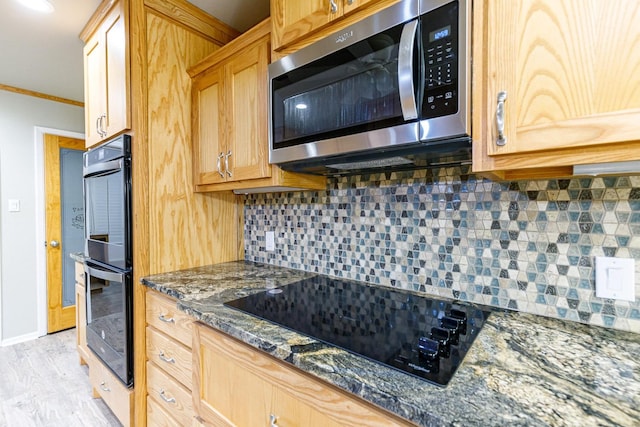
[85,261,133,387]
[83,136,131,270]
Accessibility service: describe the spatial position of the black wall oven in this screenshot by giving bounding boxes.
[83,134,133,387]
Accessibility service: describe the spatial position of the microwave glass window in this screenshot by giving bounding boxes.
[272,23,408,147]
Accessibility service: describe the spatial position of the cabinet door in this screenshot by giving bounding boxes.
[192,65,226,185]
[103,2,129,139]
[224,38,271,182]
[271,0,340,50]
[480,0,640,159]
[84,33,106,148]
[342,0,376,15]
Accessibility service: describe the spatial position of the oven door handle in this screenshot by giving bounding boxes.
[398,18,419,120]
[83,158,124,178]
[84,262,126,283]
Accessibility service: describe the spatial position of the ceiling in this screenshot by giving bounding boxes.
[0,0,270,103]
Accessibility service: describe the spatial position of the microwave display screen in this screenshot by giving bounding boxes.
[429,25,451,42]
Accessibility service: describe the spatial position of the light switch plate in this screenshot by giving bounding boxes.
[265,231,275,252]
[8,199,20,212]
[595,257,635,301]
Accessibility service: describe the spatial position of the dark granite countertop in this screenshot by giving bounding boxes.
[141,261,640,427]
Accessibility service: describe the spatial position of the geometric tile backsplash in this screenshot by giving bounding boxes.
[243,166,640,334]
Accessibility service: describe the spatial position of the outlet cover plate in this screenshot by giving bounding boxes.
[265,231,275,252]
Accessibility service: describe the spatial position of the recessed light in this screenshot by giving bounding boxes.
[15,0,55,13]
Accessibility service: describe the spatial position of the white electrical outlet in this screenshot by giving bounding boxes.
[595,257,635,301]
[265,231,275,252]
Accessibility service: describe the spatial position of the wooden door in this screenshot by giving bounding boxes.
[192,65,226,185]
[482,0,640,158]
[271,0,339,50]
[45,134,85,333]
[225,37,271,182]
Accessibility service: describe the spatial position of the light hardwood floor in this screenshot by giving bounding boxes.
[0,328,121,426]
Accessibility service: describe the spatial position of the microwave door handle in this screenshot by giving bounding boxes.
[83,158,124,178]
[398,19,419,120]
[84,263,125,283]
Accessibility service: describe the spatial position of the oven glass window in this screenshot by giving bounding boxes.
[86,267,131,385]
[85,170,126,268]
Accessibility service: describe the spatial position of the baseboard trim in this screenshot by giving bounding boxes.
[1,331,43,347]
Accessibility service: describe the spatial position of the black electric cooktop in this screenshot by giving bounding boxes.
[224,276,492,387]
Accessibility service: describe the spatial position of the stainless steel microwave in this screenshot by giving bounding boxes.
[268,0,470,176]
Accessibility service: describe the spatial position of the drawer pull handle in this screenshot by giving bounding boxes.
[158,314,175,323]
[158,350,176,364]
[270,414,278,426]
[159,389,176,404]
[99,381,110,392]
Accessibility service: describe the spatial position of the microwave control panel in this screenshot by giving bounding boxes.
[421,1,459,119]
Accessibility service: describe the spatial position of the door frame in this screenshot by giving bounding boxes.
[34,126,85,337]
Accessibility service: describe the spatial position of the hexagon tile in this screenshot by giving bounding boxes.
[243,167,640,333]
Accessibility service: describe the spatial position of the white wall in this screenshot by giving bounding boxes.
[0,90,84,344]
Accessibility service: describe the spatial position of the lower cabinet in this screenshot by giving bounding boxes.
[193,323,414,427]
[89,353,134,426]
[145,290,197,425]
[74,261,90,365]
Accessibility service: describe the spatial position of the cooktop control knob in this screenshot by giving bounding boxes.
[430,327,451,357]
[417,336,440,362]
[440,316,461,345]
[449,308,468,335]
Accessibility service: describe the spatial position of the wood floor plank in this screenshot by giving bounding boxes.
[0,328,121,426]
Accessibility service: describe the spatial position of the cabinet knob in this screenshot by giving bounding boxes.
[99,381,110,392]
[270,414,278,426]
[495,91,507,146]
[49,240,60,248]
[329,0,338,13]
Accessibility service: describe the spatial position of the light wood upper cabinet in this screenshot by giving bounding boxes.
[473,0,640,177]
[192,36,270,186]
[271,0,394,51]
[189,19,326,193]
[82,0,130,149]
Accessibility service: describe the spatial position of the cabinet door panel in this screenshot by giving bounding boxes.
[226,39,271,182]
[193,66,226,185]
[103,5,129,137]
[484,0,640,157]
[84,34,105,148]
[272,0,338,50]
[342,0,377,15]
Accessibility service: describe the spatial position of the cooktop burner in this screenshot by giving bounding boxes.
[224,276,492,386]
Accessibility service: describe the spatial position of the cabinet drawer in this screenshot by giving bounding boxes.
[146,326,192,388]
[89,358,133,427]
[147,396,182,427]
[147,361,195,426]
[146,291,193,348]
